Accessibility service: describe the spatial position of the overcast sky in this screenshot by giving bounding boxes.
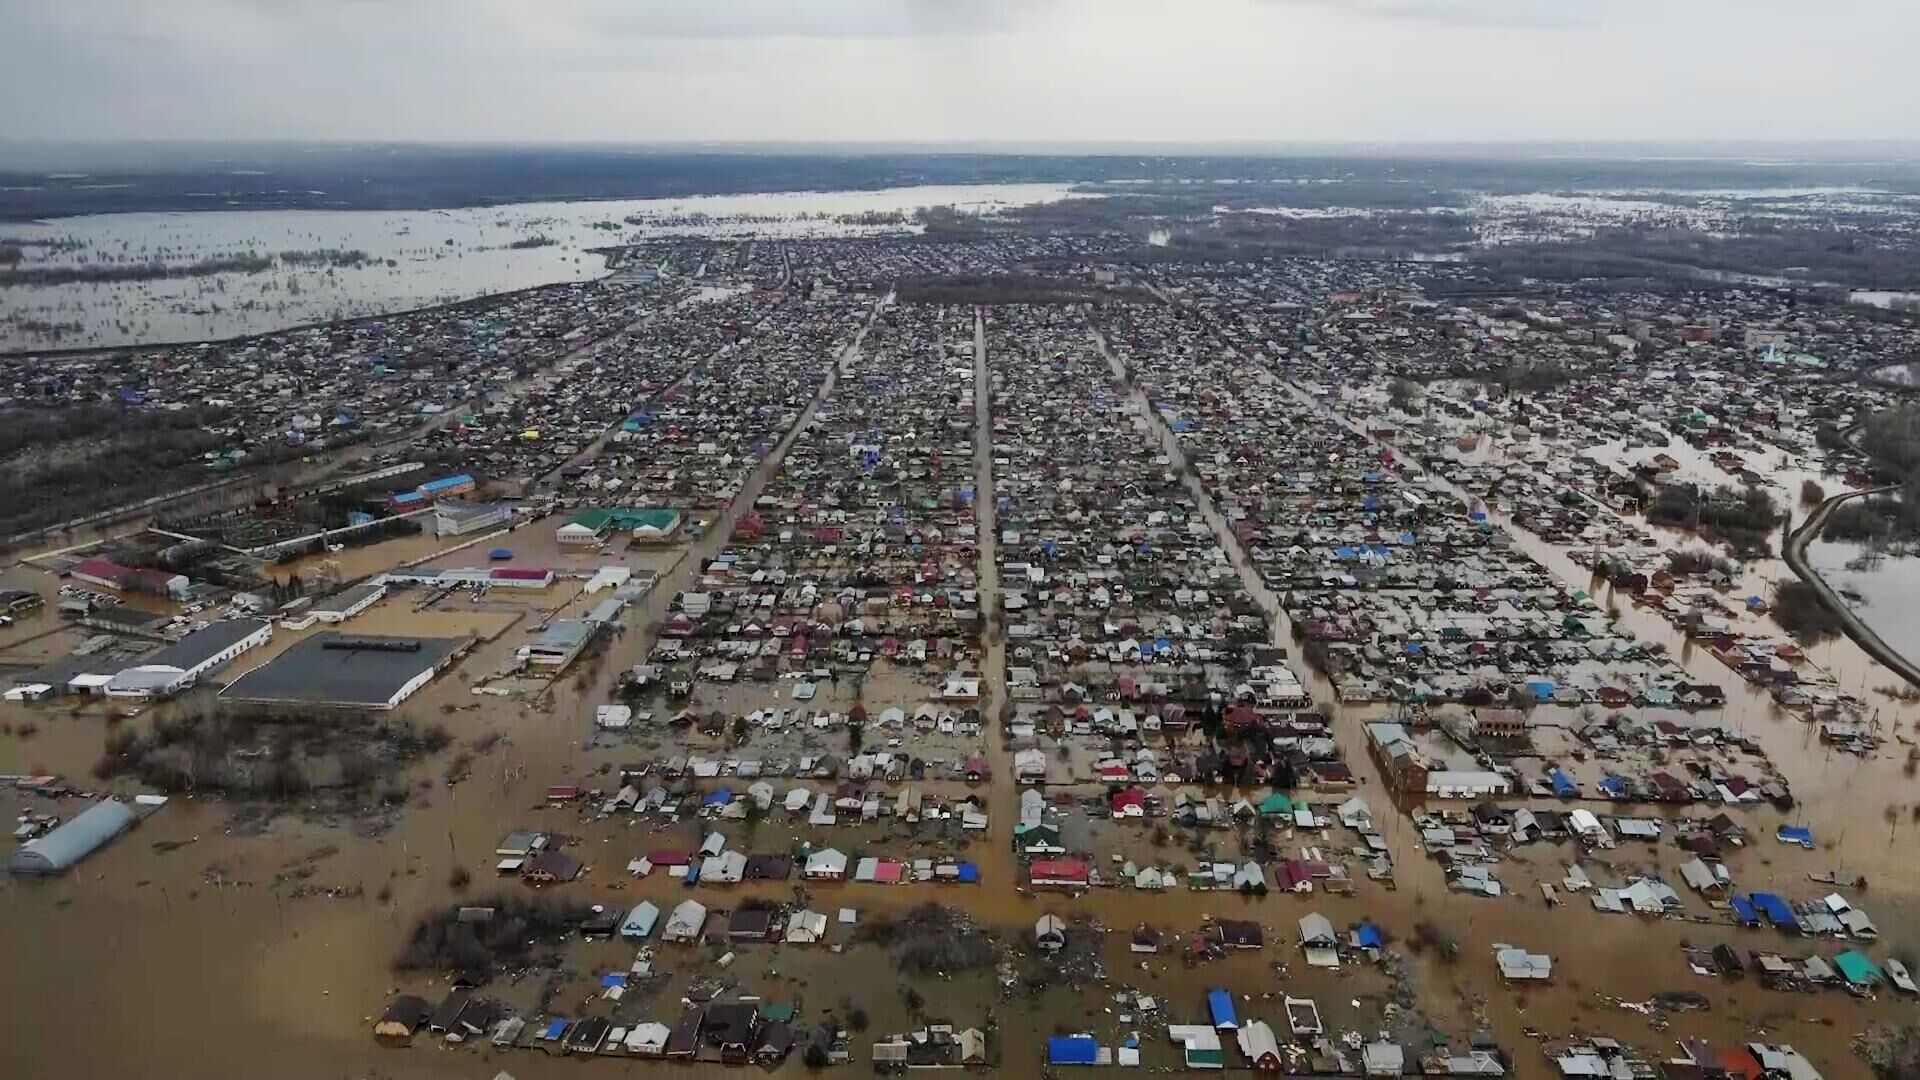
[3,0,1915,144]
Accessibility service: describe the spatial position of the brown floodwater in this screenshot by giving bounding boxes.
[0,301,1909,1080]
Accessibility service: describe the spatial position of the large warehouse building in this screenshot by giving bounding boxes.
[221,632,464,710]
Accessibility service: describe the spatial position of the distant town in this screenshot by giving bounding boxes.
[7,158,1920,1080]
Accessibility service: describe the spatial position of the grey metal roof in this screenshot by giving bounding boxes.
[10,798,135,873]
[141,618,270,672]
[221,632,462,708]
[315,583,384,614]
[531,620,595,652]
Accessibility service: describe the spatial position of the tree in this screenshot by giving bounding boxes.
[1388,377,1423,415]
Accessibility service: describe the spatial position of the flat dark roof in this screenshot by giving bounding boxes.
[221,631,462,708]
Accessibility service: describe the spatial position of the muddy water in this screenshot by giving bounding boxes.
[1809,538,1920,674]
[0,295,1912,1080]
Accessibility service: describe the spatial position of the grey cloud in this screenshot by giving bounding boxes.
[1262,0,1600,28]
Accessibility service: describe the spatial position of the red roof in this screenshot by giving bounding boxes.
[491,567,550,580]
[1030,858,1089,883]
[1111,788,1146,811]
[72,557,130,583]
[648,849,692,866]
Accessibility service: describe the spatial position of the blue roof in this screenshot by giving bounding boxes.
[420,473,474,493]
[703,787,732,805]
[1730,895,1758,924]
[1549,769,1577,796]
[542,1018,569,1039]
[1207,988,1237,1028]
[1777,825,1814,846]
[1749,892,1797,926]
[1598,775,1627,797]
[956,861,979,883]
[1354,922,1384,948]
[1048,1036,1099,1065]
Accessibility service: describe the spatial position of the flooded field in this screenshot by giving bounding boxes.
[0,182,1075,351]
[1806,538,1920,672]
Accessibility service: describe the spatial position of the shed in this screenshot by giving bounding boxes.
[1206,987,1238,1029]
[1048,1035,1100,1066]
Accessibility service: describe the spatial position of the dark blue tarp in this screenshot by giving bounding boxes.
[1048,1036,1098,1065]
[1207,988,1237,1029]
[1750,892,1797,928]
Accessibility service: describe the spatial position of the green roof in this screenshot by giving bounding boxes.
[1259,792,1294,814]
[566,507,682,534]
[1835,949,1882,985]
[1186,1049,1226,1066]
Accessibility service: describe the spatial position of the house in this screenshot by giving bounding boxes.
[703,1002,762,1064]
[1363,1041,1406,1077]
[1131,924,1163,954]
[1029,858,1090,890]
[1236,1021,1283,1071]
[805,848,849,881]
[1035,914,1067,952]
[1170,1025,1226,1069]
[427,989,473,1035]
[620,901,660,940]
[522,850,582,885]
[785,909,828,944]
[728,907,776,941]
[625,1021,671,1056]
[1495,946,1553,982]
[662,899,708,943]
[1216,920,1263,949]
[373,995,432,1041]
[1297,912,1337,948]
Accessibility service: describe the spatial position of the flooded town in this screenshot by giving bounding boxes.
[10,154,1920,1080]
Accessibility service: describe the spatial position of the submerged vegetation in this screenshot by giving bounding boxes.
[94,705,451,803]
[1775,579,1846,641]
[0,248,372,287]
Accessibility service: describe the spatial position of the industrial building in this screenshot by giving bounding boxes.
[69,557,191,599]
[103,618,273,699]
[221,632,464,710]
[522,620,596,668]
[9,798,137,874]
[433,500,516,537]
[389,472,477,511]
[310,582,387,624]
[555,506,682,545]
